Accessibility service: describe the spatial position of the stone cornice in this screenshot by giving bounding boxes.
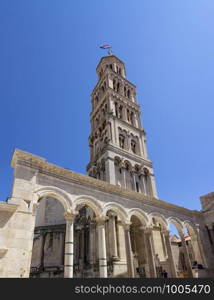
[202,210,214,216]
[106,144,152,167]
[0,202,18,213]
[0,248,8,255]
[113,115,144,134]
[11,149,46,168]
[90,88,139,119]
[11,149,201,218]
[96,55,126,72]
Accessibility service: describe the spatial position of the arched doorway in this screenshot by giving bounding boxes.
[130,215,148,277]
[73,204,99,278]
[30,196,66,278]
[183,223,206,273]
[105,209,127,277]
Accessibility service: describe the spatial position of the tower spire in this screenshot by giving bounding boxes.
[87,55,158,199]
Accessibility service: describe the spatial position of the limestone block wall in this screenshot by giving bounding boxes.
[0,204,35,278]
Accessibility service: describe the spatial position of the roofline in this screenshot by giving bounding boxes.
[96,55,125,71]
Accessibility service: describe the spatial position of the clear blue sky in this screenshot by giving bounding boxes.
[0,0,213,210]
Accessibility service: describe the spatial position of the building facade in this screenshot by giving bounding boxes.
[0,55,213,278]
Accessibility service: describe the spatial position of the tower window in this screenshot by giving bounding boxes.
[131,140,136,154]
[127,90,130,99]
[130,112,134,126]
[119,134,125,149]
[127,109,130,122]
[115,102,118,117]
[117,82,120,93]
[113,79,116,91]
[124,86,127,97]
[136,181,139,192]
[118,105,123,119]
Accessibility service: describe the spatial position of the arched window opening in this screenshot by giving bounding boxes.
[131,140,136,154]
[130,112,135,126]
[115,102,118,118]
[136,181,139,193]
[30,197,66,278]
[124,86,127,97]
[113,79,116,91]
[117,82,120,93]
[118,105,123,119]
[127,109,130,122]
[119,134,125,149]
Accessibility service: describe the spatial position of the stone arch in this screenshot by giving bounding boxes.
[72,195,103,217]
[182,220,205,266]
[30,187,69,278]
[114,156,121,165]
[103,202,128,223]
[148,212,168,230]
[167,217,184,234]
[33,186,72,212]
[127,208,149,226]
[124,160,132,171]
[183,220,198,236]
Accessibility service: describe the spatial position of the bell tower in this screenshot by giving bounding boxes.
[87,55,158,198]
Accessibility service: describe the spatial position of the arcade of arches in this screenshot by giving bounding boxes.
[29,196,206,278]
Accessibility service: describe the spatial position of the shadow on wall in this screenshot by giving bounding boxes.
[0,212,14,228]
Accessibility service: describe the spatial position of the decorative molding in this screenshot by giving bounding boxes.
[11,149,202,218]
[0,248,8,255]
[0,202,18,213]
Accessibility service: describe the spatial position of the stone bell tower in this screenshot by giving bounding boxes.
[87,55,158,198]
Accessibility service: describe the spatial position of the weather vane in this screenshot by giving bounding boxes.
[100,44,113,55]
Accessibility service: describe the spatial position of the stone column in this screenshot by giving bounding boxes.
[96,216,108,278]
[207,224,214,251]
[60,231,65,267]
[124,106,128,122]
[132,173,137,192]
[108,212,118,259]
[89,222,95,265]
[64,211,78,278]
[117,220,127,261]
[122,166,126,189]
[139,226,150,277]
[38,230,45,270]
[105,158,116,185]
[144,227,157,277]
[194,225,208,267]
[123,222,135,277]
[150,173,158,198]
[179,231,194,278]
[163,230,177,277]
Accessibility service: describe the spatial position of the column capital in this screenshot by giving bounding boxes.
[206,224,213,230]
[64,210,78,222]
[121,221,132,230]
[108,211,117,218]
[144,225,153,234]
[95,216,108,225]
[161,229,171,236]
[139,225,147,231]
